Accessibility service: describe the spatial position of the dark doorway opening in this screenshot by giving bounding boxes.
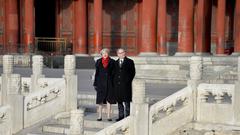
[35,0,56,37]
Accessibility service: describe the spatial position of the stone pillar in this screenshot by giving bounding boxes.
[238,57,240,81]
[1,55,13,105]
[158,0,167,56]
[235,56,240,124]
[195,0,212,55]
[176,0,194,56]
[22,0,34,54]
[68,109,84,135]
[74,0,87,55]
[5,0,19,53]
[93,0,103,55]
[139,0,158,56]
[190,56,203,80]
[31,55,44,91]
[130,79,149,135]
[216,0,226,55]
[233,0,240,55]
[189,56,202,121]
[64,55,78,112]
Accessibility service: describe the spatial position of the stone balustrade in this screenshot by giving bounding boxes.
[0,105,12,135]
[197,83,236,125]
[96,117,130,135]
[24,78,66,127]
[198,83,234,104]
[0,55,78,133]
[149,87,191,123]
[149,86,193,135]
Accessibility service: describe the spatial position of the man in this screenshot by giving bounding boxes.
[113,48,135,121]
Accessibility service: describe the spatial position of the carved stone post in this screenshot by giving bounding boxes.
[189,56,203,121]
[1,55,13,105]
[190,56,203,80]
[235,56,240,123]
[1,55,24,133]
[68,109,84,135]
[31,55,44,91]
[130,79,149,135]
[64,55,78,112]
[237,58,240,79]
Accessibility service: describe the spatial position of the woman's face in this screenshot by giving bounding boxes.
[102,52,109,58]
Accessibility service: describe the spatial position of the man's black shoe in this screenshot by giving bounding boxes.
[115,117,124,122]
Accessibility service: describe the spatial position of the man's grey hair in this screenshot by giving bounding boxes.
[117,48,126,53]
[100,48,110,55]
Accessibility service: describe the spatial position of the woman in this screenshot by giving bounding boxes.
[93,48,115,121]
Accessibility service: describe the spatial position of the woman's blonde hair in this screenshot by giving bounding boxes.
[100,48,110,55]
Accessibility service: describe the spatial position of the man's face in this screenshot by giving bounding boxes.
[117,50,126,59]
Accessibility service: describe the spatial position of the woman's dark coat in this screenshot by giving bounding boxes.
[93,58,115,104]
[113,57,135,102]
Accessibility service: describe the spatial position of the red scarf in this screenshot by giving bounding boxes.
[102,57,109,68]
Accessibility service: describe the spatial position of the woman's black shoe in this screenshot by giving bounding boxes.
[107,118,112,121]
[97,118,102,121]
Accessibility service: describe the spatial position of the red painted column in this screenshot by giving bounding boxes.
[216,0,226,55]
[157,0,167,55]
[234,0,240,54]
[196,0,212,54]
[74,0,87,55]
[22,0,34,54]
[137,1,142,54]
[177,0,194,54]
[5,0,19,53]
[93,0,102,54]
[140,0,157,55]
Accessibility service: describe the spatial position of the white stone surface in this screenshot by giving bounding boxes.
[197,83,235,125]
[68,109,84,135]
[64,55,76,76]
[24,79,66,128]
[3,55,13,74]
[0,105,12,135]
[31,55,44,92]
[190,56,202,80]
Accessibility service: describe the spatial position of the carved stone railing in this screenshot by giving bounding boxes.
[95,116,130,135]
[23,78,66,128]
[197,83,236,125]
[0,105,12,135]
[149,86,193,135]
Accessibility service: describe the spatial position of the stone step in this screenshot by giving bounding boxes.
[27,132,64,135]
[42,124,115,135]
[55,112,117,128]
[56,117,113,129]
[42,124,69,134]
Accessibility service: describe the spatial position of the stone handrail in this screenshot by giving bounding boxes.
[0,105,11,122]
[197,83,234,104]
[23,78,66,127]
[24,78,65,111]
[95,116,130,135]
[196,83,237,125]
[149,86,193,135]
[0,105,12,135]
[149,86,192,121]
